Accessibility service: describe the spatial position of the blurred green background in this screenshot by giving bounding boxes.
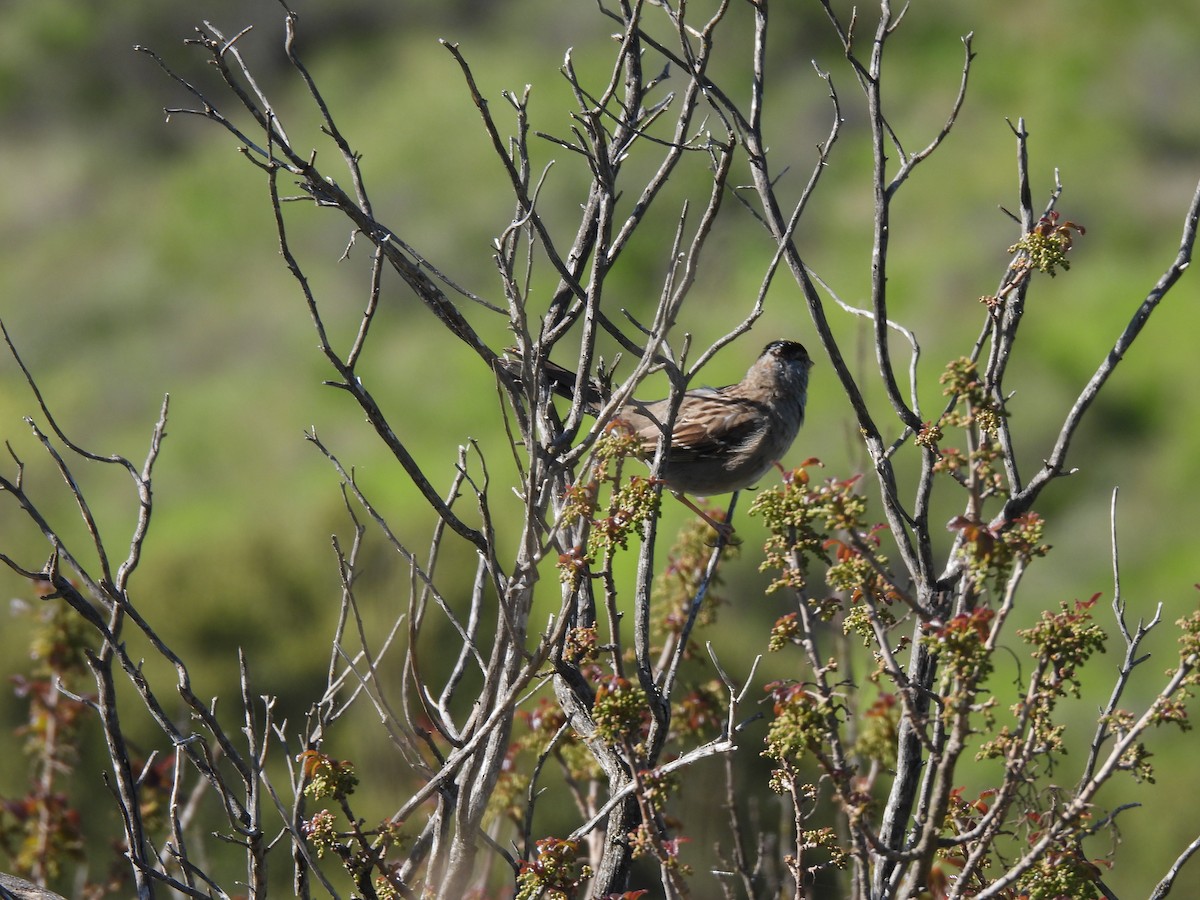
[1,1,1198,896]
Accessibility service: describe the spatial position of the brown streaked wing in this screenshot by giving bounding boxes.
[664,391,768,461]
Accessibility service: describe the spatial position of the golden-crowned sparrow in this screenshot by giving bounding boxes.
[532,340,813,529]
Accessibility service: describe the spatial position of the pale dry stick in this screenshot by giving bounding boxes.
[855,595,931,755]
[984,557,1028,650]
[24,420,115,593]
[558,157,618,443]
[631,397,683,732]
[163,745,196,895]
[653,113,737,311]
[596,0,744,141]
[737,107,925,586]
[133,862,224,900]
[896,640,998,899]
[443,41,588,316]
[892,31,976,184]
[597,535,630,683]
[484,111,614,465]
[654,494,737,707]
[147,19,496,360]
[542,58,722,455]
[437,555,492,730]
[318,525,411,735]
[262,157,491,553]
[664,144,739,384]
[419,456,485,694]
[601,94,710,264]
[276,10,368,211]
[201,20,294,158]
[698,58,844,392]
[93,658,176,900]
[783,556,874,892]
[1150,833,1200,900]
[519,719,577,858]
[988,662,1195,900]
[1,388,265,900]
[944,646,1074,899]
[326,522,361,696]
[964,122,1062,381]
[996,175,1200,530]
[421,594,572,898]
[810,269,923,426]
[134,44,277,169]
[305,443,469,771]
[392,818,443,895]
[383,605,574,828]
[974,659,1197,900]
[566,667,754,845]
[549,60,675,153]
[2,354,271,895]
[631,168,741,730]
[1075,488,1162,785]
[2,320,161,589]
[345,243,384,370]
[545,0,733,351]
[172,745,213,842]
[623,760,689,900]
[698,648,769,892]
[307,431,486,676]
[835,0,954,430]
[492,123,551,346]
[557,50,604,161]
[200,18,503,363]
[595,0,649,116]
[561,230,720,724]
[864,4,975,601]
[236,653,269,899]
[1109,486,1132,643]
[323,574,412,748]
[287,527,406,897]
[793,3,963,599]
[334,618,432,764]
[987,120,1046,354]
[257,752,343,899]
[816,0,899,144]
[983,123,1048,500]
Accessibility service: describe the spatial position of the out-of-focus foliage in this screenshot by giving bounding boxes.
[1,2,1198,896]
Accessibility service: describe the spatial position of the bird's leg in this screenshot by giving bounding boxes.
[670,490,735,541]
[642,477,735,538]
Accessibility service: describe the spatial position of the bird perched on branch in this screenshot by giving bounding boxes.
[523,339,813,534]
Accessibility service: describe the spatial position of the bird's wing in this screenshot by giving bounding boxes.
[626,389,766,461]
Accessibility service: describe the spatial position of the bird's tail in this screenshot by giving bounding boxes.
[498,348,606,411]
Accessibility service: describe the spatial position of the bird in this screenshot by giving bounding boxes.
[526,339,813,534]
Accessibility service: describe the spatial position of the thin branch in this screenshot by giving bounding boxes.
[1150,833,1200,900]
[999,175,1200,527]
